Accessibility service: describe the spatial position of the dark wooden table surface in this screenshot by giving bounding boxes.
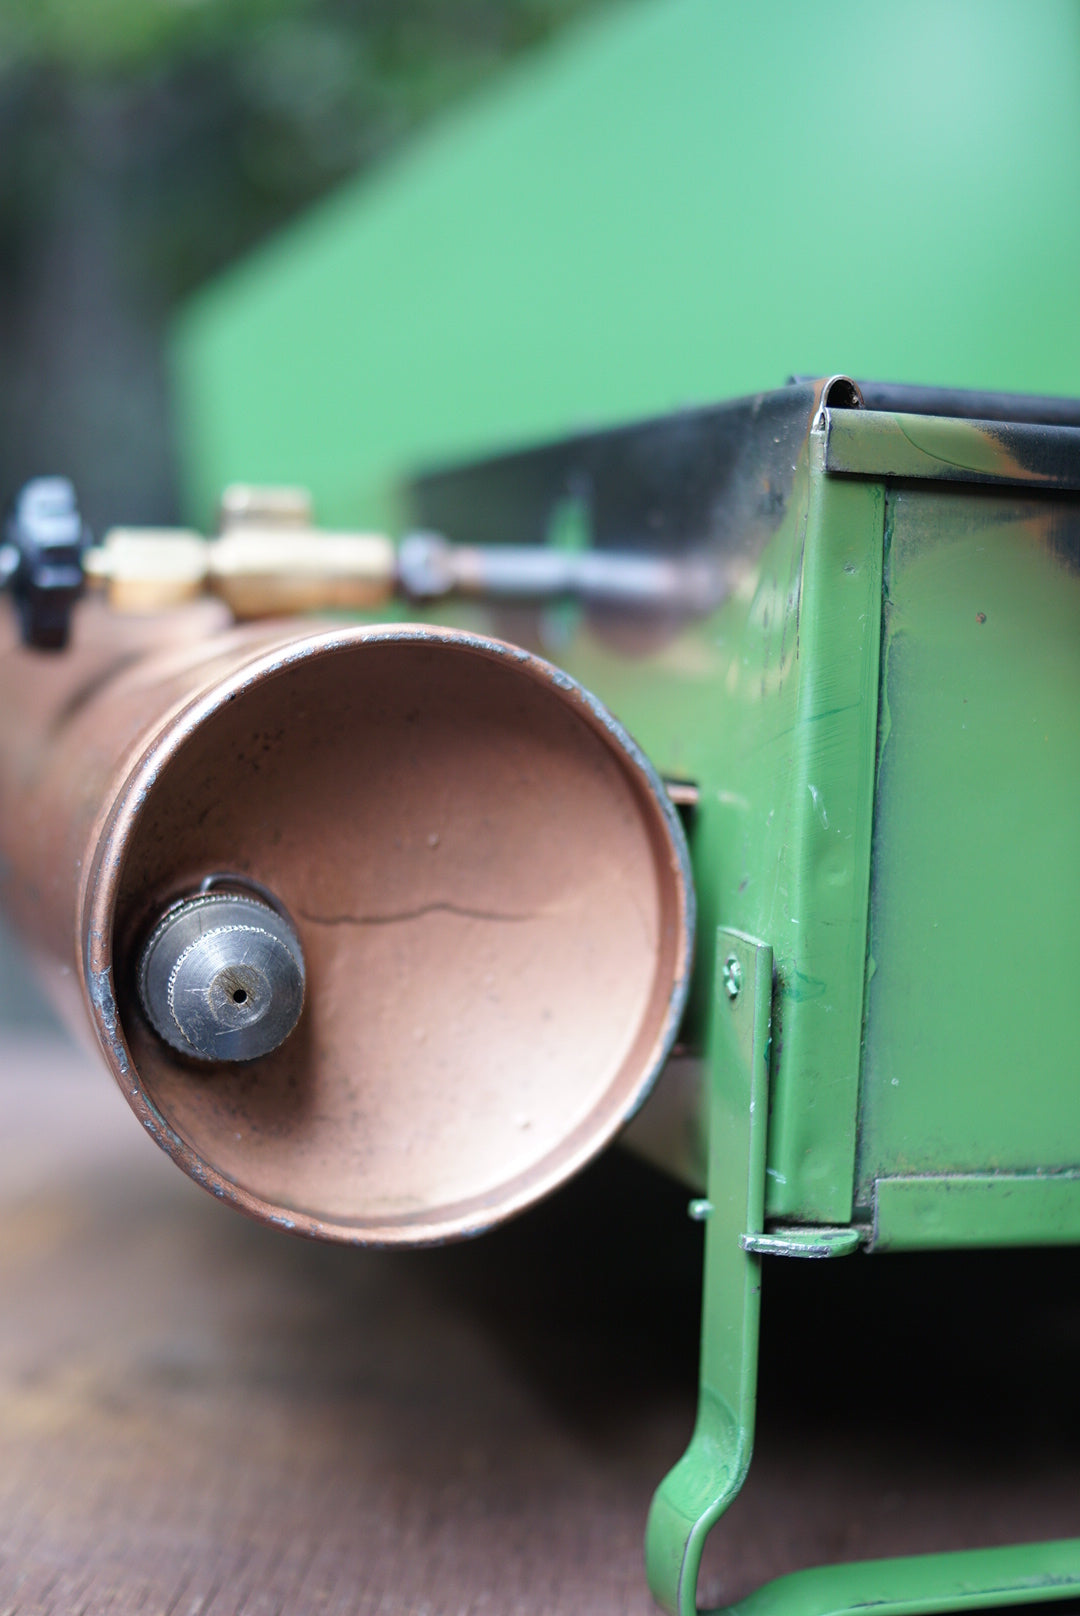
[1,1033,1077,1615]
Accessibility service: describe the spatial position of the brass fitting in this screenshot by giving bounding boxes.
[84,484,395,618]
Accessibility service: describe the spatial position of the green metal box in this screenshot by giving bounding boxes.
[405,377,1080,1613]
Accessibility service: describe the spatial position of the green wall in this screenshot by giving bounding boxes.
[173,0,1080,529]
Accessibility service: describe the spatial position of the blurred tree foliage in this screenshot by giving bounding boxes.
[0,0,606,524]
[0,0,603,295]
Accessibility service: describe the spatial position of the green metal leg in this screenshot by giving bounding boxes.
[644,927,1080,1616]
[723,1540,1080,1616]
[645,927,772,1616]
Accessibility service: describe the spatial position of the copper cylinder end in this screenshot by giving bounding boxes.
[74,623,693,1247]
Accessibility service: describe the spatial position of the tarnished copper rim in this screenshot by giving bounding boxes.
[76,622,695,1246]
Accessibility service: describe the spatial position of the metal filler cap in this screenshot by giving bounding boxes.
[138,890,305,1062]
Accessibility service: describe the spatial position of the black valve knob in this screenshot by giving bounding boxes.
[1,477,88,650]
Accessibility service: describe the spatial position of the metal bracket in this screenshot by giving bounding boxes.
[740,1226,862,1259]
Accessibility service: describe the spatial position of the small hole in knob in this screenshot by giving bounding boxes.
[232,988,248,1004]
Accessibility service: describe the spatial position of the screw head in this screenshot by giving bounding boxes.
[138,890,305,1062]
[722,953,742,1000]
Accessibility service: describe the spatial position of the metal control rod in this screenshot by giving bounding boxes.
[396,532,718,610]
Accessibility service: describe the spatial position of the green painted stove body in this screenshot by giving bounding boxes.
[404,392,1080,1614]
[404,393,1080,1254]
[561,409,1080,1251]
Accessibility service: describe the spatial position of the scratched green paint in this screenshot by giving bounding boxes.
[874,1174,1080,1251]
[521,427,884,1225]
[413,421,1080,1241]
[856,485,1080,1217]
[824,409,1080,490]
[638,447,1080,1594]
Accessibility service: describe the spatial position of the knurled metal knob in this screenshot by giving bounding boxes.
[137,890,305,1062]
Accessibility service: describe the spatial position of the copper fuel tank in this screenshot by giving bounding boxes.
[0,601,693,1244]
